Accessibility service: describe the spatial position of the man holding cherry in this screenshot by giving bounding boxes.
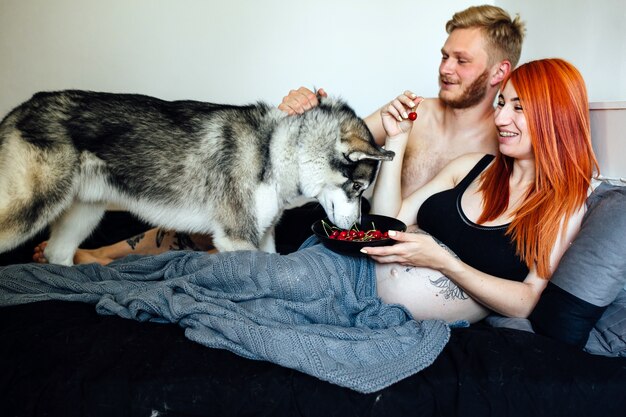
[279,4,526,198]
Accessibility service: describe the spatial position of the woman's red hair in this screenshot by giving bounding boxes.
[477,58,599,278]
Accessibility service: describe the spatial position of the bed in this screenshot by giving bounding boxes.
[1,183,625,417]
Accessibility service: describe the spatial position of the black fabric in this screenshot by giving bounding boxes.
[530,281,608,348]
[275,202,328,254]
[417,155,529,281]
[1,300,625,417]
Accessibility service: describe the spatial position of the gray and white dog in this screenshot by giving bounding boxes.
[0,90,394,265]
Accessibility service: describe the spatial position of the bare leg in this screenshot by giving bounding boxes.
[34,227,216,265]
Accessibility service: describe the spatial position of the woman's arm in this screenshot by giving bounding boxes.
[363,204,587,318]
[362,231,546,317]
[363,107,389,147]
[369,130,410,218]
[368,92,422,219]
[434,247,548,318]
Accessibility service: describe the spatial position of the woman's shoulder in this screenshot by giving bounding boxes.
[452,152,493,165]
[424,153,493,191]
[443,153,494,182]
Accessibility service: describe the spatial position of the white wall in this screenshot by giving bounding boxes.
[498,0,626,103]
[498,0,626,178]
[589,103,626,180]
[2,1,624,115]
[1,1,624,176]
[0,0,476,116]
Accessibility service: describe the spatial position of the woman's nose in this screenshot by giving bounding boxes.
[494,106,510,126]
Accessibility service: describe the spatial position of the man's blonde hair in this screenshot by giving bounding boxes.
[446,5,525,67]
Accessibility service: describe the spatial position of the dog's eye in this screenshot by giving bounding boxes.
[352,182,364,192]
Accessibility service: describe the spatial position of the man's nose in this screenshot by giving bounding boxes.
[440,59,455,75]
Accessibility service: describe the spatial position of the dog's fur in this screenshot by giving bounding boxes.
[0,90,394,265]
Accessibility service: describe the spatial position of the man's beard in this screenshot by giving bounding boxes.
[439,69,490,109]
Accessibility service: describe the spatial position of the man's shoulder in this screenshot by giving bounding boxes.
[410,98,443,129]
[417,97,443,115]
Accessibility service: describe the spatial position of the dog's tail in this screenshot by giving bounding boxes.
[0,130,77,254]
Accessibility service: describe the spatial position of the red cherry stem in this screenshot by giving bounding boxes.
[407,96,422,121]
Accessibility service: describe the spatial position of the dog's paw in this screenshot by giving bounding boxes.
[43,245,75,266]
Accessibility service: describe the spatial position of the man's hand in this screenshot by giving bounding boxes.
[278,87,328,115]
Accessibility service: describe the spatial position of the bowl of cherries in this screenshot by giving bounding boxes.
[311,214,407,255]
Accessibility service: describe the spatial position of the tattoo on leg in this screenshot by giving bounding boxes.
[430,276,469,300]
[155,228,168,248]
[126,233,146,250]
[171,233,202,251]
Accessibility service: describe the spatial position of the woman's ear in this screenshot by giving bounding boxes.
[491,60,512,86]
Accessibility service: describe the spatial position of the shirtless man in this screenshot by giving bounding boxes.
[280,5,525,197]
[33,4,525,265]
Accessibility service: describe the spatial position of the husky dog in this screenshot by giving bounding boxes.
[0,90,394,265]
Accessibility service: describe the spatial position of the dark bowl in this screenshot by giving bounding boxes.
[311,214,407,255]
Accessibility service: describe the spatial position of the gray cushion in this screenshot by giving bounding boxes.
[585,288,626,356]
[529,182,626,352]
[551,182,626,305]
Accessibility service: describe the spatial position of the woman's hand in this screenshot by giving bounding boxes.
[380,91,423,138]
[361,230,453,270]
[364,229,550,318]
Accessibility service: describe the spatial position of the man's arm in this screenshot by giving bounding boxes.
[277,87,327,115]
[278,87,423,148]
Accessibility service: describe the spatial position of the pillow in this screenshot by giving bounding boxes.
[585,288,626,356]
[529,182,626,351]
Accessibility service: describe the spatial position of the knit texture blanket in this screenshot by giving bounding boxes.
[0,238,449,393]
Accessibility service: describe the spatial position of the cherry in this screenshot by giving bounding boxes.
[408,112,417,121]
[322,221,391,243]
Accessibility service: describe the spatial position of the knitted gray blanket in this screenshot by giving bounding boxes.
[0,238,449,393]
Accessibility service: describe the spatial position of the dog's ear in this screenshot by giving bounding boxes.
[345,147,395,162]
[315,88,331,105]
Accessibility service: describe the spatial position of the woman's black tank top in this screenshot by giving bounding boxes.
[417,154,529,281]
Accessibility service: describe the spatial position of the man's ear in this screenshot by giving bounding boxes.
[490,60,512,86]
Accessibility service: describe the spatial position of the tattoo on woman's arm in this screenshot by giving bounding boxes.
[429,276,469,300]
[126,233,146,250]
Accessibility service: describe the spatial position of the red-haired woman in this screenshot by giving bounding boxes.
[368,58,599,321]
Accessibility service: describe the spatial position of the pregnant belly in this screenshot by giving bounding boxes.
[375,262,488,324]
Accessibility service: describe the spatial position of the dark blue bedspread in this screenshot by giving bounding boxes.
[0,239,449,393]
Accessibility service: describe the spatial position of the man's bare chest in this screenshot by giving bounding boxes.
[400,140,465,196]
[400,128,496,196]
